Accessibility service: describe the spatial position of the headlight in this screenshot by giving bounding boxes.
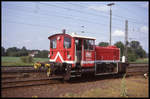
[34,63,41,69]
[45,64,50,68]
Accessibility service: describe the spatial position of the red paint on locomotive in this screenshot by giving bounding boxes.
[48,33,120,68]
[48,34,75,66]
[95,46,120,62]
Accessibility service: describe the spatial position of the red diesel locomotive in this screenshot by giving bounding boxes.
[35,30,128,80]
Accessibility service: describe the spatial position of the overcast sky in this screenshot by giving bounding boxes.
[2,1,149,53]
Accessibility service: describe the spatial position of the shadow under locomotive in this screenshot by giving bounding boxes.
[69,74,124,83]
[51,72,127,84]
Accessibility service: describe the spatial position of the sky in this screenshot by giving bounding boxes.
[2,1,149,53]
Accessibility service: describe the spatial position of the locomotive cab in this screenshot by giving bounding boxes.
[47,32,96,80]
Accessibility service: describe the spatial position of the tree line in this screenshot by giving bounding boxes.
[98,40,148,62]
[1,46,49,58]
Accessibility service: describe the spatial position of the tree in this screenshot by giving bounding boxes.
[130,41,140,49]
[127,47,137,62]
[1,46,5,56]
[114,41,125,57]
[129,41,146,58]
[135,46,146,58]
[20,46,28,56]
[6,47,20,56]
[98,42,109,47]
[5,46,29,57]
[22,46,27,51]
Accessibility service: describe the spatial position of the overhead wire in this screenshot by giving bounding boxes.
[3,3,148,40]
[3,2,148,26]
[40,2,148,25]
[4,6,124,30]
[4,3,140,30]
[70,3,148,25]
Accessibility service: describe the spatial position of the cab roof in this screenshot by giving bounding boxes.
[48,33,96,40]
[70,33,96,40]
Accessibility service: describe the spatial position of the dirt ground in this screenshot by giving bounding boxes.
[1,75,149,98]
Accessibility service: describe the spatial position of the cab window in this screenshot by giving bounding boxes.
[64,37,71,49]
[50,38,57,49]
[84,39,94,50]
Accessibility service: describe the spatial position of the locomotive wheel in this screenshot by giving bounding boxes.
[64,65,71,81]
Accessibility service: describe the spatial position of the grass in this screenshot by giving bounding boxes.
[125,76,149,97]
[129,58,149,63]
[61,87,121,97]
[61,76,148,98]
[133,58,149,63]
[120,74,128,97]
[1,56,49,66]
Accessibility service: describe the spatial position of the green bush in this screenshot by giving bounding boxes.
[127,53,137,62]
[20,56,33,63]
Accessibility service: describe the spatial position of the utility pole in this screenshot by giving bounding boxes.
[125,20,128,62]
[81,26,85,33]
[107,3,115,46]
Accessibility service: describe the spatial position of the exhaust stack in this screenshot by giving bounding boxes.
[62,29,66,34]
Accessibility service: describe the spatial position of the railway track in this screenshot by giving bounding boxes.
[126,64,148,76]
[1,63,148,89]
[2,78,63,89]
[1,63,148,72]
[1,66,47,73]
